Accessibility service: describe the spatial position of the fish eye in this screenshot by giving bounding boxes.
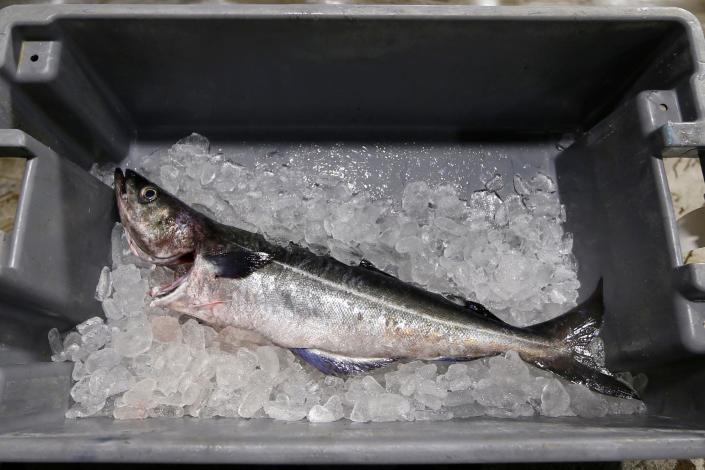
[140,186,158,203]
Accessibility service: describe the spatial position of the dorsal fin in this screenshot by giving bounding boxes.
[444,293,507,325]
[358,259,394,277]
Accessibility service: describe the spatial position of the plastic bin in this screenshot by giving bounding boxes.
[1,4,705,463]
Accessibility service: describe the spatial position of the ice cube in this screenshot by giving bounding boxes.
[442,363,473,391]
[80,322,110,353]
[172,133,210,156]
[417,379,447,399]
[606,396,646,415]
[434,216,463,236]
[513,174,532,195]
[149,404,184,418]
[84,348,121,373]
[70,376,104,406]
[151,316,182,343]
[494,204,509,226]
[361,375,385,395]
[122,378,157,407]
[327,239,362,266]
[217,326,268,351]
[89,162,118,186]
[326,393,344,412]
[540,379,571,417]
[445,390,476,407]
[469,191,502,215]
[368,393,411,422]
[88,367,113,401]
[94,266,113,301]
[162,343,191,375]
[214,161,244,193]
[182,319,206,353]
[415,363,438,380]
[202,325,218,347]
[48,328,65,362]
[307,404,336,423]
[76,316,104,336]
[216,360,252,390]
[489,351,530,384]
[349,399,370,422]
[63,332,86,362]
[111,224,139,269]
[304,222,328,247]
[238,386,272,418]
[181,382,204,406]
[415,393,444,410]
[111,264,147,295]
[256,346,280,376]
[324,376,345,389]
[395,236,423,254]
[263,401,307,421]
[113,405,147,420]
[199,161,218,186]
[567,384,608,418]
[72,361,86,381]
[432,185,463,218]
[112,320,153,358]
[108,365,135,396]
[102,298,123,321]
[531,173,556,193]
[66,401,105,419]
[159,165,181,194]
[485,174,504,192]
[402,181,431,215]
[524,192,560,218]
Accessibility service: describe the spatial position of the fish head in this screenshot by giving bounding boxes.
[114,168,206,266]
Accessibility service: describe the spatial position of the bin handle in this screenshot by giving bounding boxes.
[0,129,115,323]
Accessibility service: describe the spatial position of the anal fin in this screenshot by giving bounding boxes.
[290,348,395,375]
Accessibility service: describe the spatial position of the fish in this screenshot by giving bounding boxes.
[114,168,637,399]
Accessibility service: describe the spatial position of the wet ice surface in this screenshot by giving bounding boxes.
[62,134,647,421]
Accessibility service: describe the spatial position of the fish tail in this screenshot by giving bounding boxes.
[523,280,638,399]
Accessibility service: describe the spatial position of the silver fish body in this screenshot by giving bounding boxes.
[115,168,637,398]
[154,232,555,361]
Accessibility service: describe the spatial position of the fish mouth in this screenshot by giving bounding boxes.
[150,267,192,307]
[150,268,191,300]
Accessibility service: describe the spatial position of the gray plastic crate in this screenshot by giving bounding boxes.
[1,4,705,463]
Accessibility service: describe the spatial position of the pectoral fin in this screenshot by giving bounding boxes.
[203,247,272,279]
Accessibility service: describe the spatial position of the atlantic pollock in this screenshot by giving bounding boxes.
[114,168,636,398]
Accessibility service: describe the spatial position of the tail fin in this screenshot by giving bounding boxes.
[525,280,638,399]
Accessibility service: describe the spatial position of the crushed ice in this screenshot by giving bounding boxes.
[53,133,646,421]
